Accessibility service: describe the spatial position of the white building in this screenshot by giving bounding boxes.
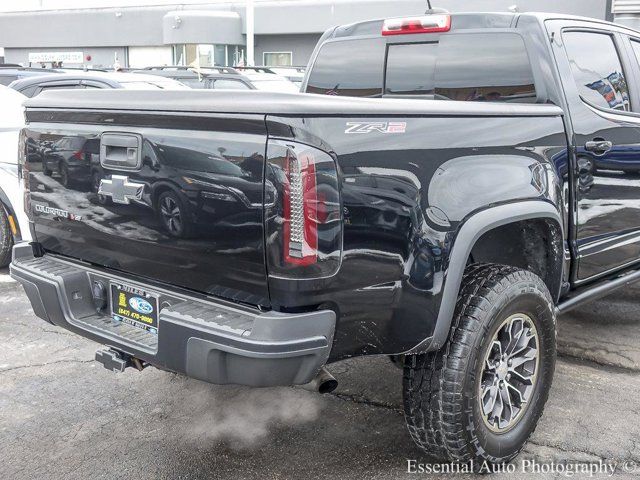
[0,0,613,69]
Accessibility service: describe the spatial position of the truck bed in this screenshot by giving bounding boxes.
[22,89,566,358]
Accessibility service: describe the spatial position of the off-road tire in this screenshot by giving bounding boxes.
[403,264,556,466]
[0,208,14,267]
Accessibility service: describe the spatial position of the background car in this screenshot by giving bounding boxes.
[0,85,30,266]
[199,67,300,92]
[133,66,210,88]
[8,71,190,97]
[0,65,58,86]
[236,65,306,86]
[41,135,100,188]
[136,65,299,92]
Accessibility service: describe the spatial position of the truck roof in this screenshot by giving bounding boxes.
[24,89,563,118]
[331,11,640,38]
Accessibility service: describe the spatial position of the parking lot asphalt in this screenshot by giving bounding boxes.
[1,266,640,480]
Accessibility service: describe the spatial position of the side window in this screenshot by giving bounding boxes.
[306,38,386,97]
[212,79,251,90]
[563,31,631,112]
[179,78,207,89]
[19,85,39,98]
[628,39,640,78]
[35,83,84,96]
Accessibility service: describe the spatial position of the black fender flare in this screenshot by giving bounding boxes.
[406,200,563,354]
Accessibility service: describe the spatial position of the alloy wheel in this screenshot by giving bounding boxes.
[478,313,539,433]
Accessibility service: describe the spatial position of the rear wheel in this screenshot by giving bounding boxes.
[403,264,556,466]
[0,208,14,267]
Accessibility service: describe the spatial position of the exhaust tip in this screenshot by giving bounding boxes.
[318,377,338,394]
[301,367,338,394]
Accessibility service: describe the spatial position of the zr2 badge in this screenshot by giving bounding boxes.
[344,121,407,134]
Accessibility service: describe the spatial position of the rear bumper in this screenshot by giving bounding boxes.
[10,243,335,387]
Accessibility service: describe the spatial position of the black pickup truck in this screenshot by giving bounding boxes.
[11,11,640,467]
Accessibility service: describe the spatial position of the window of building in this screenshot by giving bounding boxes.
[127,46,173,68]
[563,31,630,112]
[263,52,292,66]
[173,44,246,67]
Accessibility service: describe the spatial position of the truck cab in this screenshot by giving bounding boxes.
[303,11,640,291]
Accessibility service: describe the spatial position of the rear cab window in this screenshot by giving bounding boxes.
[305,38,385,97]
[306,30,537,103]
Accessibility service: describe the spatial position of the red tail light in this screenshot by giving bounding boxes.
[382,14,451,36]
[283,148,318,265]
[72,150,84,160]
[265,140,341,279]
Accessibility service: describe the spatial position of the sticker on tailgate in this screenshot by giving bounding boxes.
[111,282,159,335]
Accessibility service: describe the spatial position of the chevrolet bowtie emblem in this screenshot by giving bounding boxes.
[98,175,145,204]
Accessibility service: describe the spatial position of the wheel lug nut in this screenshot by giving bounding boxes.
[508,359,513,367]
[506,374,511,380]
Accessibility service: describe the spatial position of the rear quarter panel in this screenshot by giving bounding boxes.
[266,113,567,360]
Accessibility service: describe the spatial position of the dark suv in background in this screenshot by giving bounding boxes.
[40,136,100,187]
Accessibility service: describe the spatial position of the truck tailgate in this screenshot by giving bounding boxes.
[23,112,270,307]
